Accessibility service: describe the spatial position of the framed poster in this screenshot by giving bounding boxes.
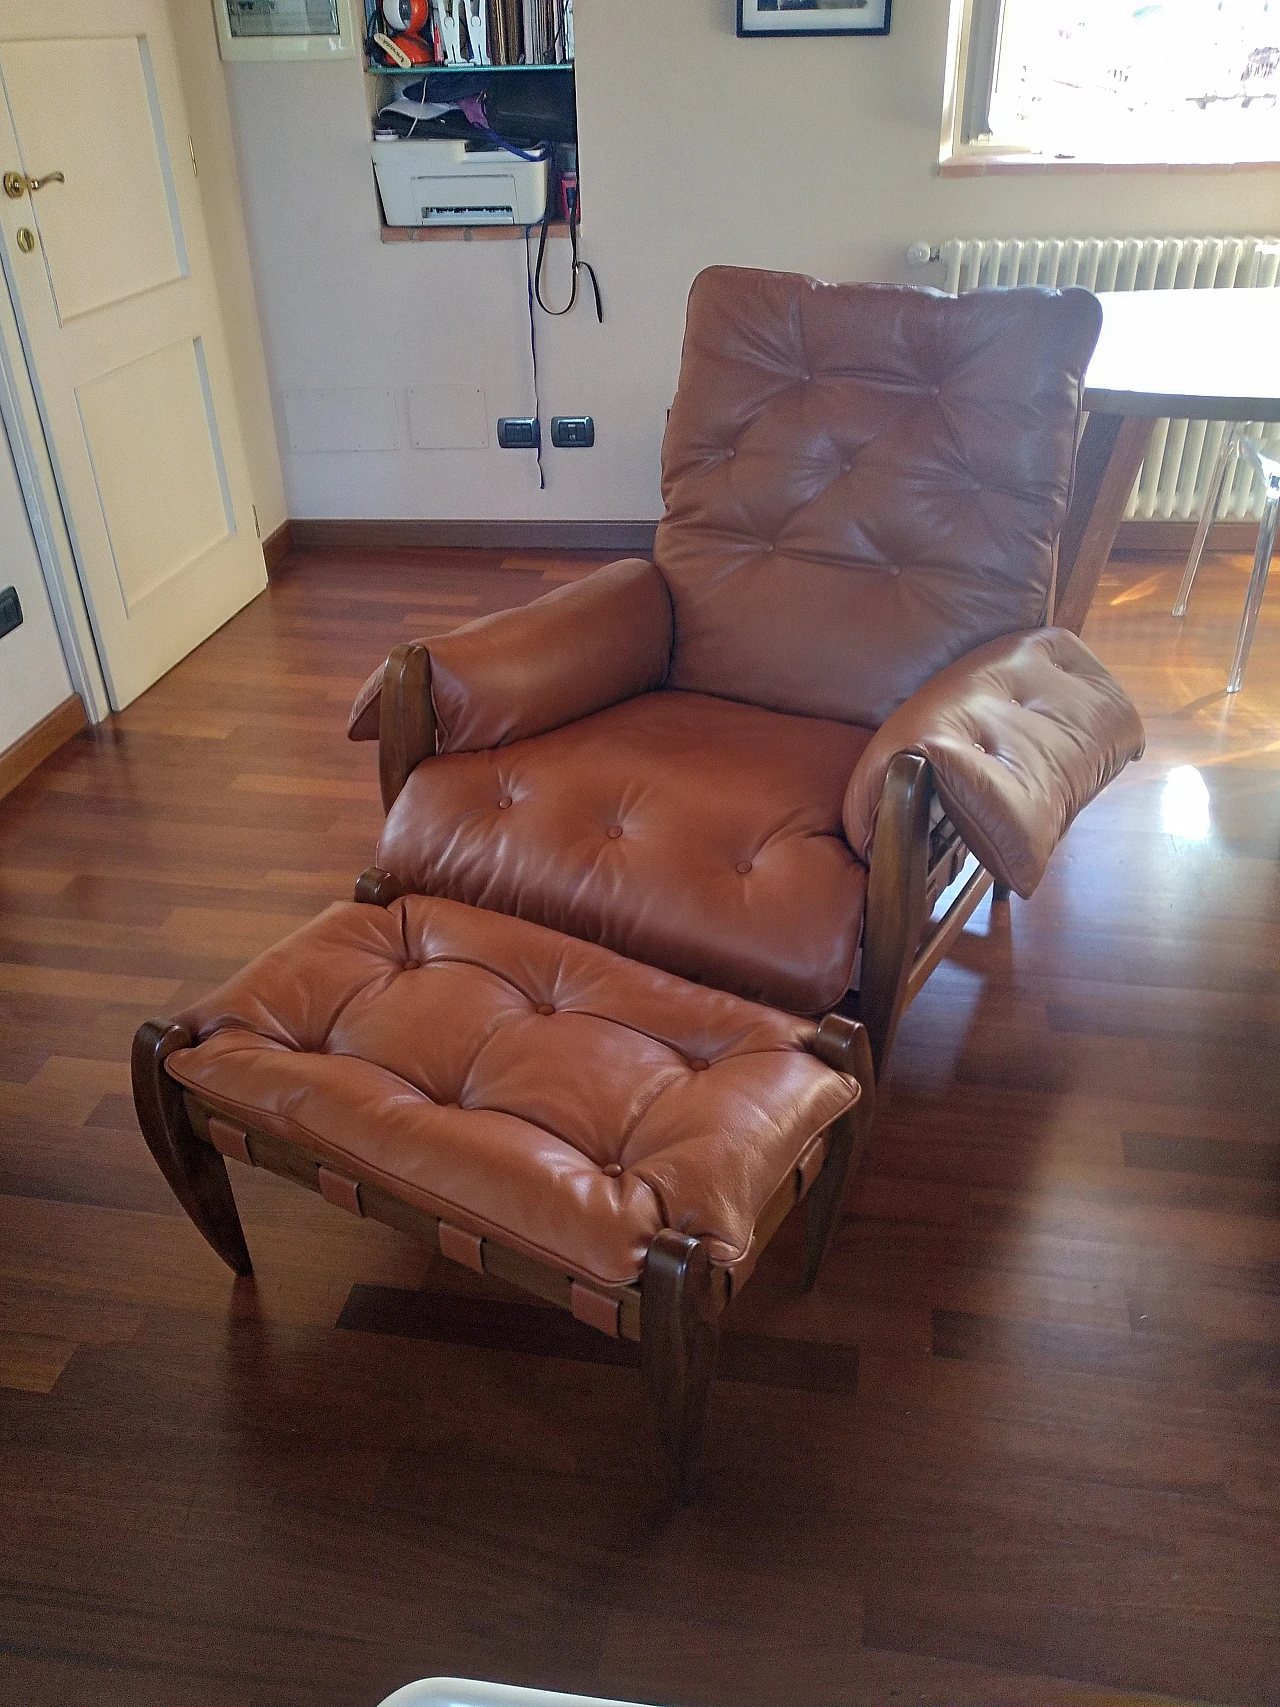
[737,0,891,37]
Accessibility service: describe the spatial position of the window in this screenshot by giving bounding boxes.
[946,0,1280,166]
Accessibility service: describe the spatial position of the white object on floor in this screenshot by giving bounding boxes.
[377,1681,659,1707]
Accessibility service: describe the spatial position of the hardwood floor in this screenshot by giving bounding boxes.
[1,544,1277,1707]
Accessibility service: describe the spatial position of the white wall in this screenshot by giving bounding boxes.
[221,0,1279,523]
[0,418,73,753]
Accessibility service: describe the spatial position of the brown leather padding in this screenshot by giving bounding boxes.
[345,269,1140,1017]
[164,895,860,1289]
[376,689,872,1015]
[656,267,1102,728]
[843,627,1146,897]
[347,557,672,749]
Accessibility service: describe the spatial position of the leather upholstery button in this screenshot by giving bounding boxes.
[498,796,513,809]
[402,959,421,971]
[689,1058,709,1071]
[606,825,623,838]
[535,1003,555,1016]
[735,860,752,875]
[602,1162,623,1177]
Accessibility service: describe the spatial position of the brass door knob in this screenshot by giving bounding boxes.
[4,169,64,199]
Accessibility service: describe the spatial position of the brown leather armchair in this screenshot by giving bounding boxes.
[349,267,1145,1074]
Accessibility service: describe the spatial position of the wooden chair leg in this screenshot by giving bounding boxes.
[801,1107,868,1292]
[992,880,1011,903]
[131,1021,253,1278]
[803,1013,876,1290]
[641,1229,720,1503]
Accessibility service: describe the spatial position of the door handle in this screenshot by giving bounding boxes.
[3,170,64,199]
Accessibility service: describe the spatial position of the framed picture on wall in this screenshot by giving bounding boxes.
[737,0,890,37]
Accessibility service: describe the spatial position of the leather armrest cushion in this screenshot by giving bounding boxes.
[843,628,1145,897]
[347,557,673,751]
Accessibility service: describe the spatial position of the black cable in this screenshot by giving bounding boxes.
[533,189,602,322]
[522,227,546,491]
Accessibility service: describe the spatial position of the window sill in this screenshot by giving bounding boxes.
[939,151,1280,177]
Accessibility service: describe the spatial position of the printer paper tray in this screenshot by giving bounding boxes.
[422,207,517,225]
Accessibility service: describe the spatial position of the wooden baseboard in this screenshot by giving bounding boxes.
[0,694,87,803]
[268,515,1255,566]
[285,519,661,556]
[261,520,294,577]
[1113,519,1259,555]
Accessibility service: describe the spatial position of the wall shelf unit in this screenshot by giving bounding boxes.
[379,221,569,242]
[362,3,578,236]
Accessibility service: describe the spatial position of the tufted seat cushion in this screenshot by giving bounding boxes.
[375,689,873,1016]
[163,894,860,1288]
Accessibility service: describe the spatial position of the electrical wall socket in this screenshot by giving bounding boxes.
[497,417,540,450]
[0,585,22,642]
[551,416,595,449]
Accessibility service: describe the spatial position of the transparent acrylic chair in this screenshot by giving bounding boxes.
[1173,429,1280,693]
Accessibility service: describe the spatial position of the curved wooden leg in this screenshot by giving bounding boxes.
[131,1021,253,1277]
[803,1014,876,1291]
[641,1230,719,1503]
[801,1108,866,1293]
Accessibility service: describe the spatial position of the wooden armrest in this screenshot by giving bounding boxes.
[378,642,435,812]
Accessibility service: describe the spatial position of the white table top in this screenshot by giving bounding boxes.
[1083,287,1280,421]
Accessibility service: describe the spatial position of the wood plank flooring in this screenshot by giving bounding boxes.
[1,544,1277,1707]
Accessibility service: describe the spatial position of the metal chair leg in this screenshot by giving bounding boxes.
[1227,476,1280,694]
[1173,423,1242,617]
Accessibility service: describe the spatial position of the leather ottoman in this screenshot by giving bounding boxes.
[132,891,872,1498]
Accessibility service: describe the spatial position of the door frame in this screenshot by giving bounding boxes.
[0,237,110,723]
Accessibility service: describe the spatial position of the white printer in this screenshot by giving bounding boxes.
[373,138,549,228]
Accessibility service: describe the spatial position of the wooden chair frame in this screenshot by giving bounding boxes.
[375,643,1004,1083]
[132,961,874,1502]
[851,750,1005,1078]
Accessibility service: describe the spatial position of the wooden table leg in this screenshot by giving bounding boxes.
[1054,413,1155,636]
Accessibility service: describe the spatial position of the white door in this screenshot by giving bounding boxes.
[0,1,266,711]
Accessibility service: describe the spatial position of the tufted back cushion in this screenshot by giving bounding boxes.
[654,266,1102,729]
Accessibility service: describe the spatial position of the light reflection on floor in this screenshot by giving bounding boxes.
[1159,763,1213,841]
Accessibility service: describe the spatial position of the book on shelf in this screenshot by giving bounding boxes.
[484,0,569,65]
[372,0,571,67]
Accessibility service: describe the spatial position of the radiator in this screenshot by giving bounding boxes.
[936,235,1280,523]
